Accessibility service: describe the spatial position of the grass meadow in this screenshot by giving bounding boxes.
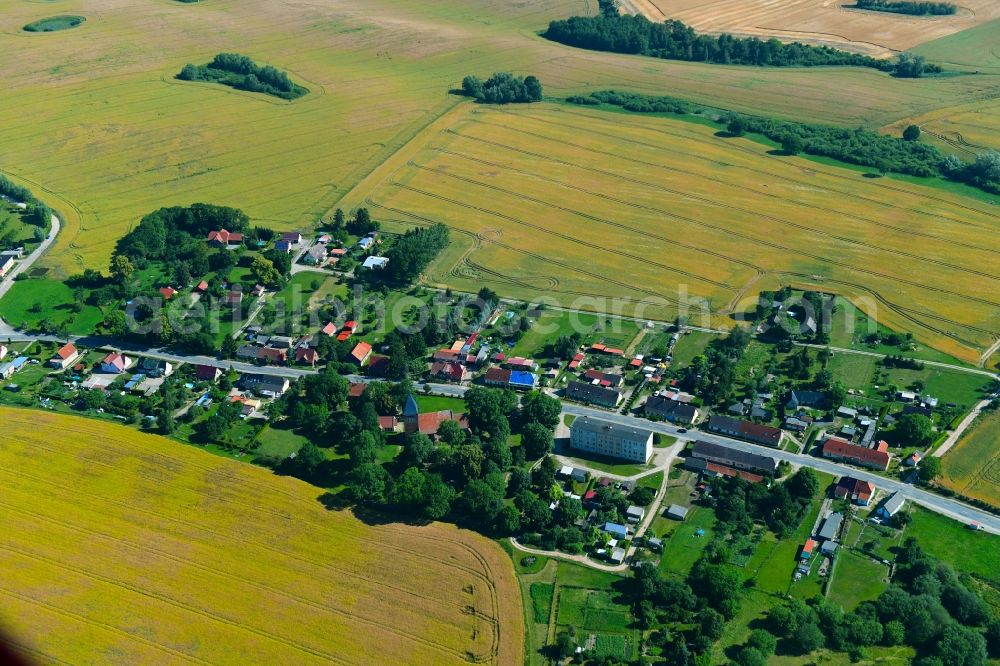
[0,407,522,665]
[357,102,1000,364]
[940,407,1000,506]
[1,0,997,280]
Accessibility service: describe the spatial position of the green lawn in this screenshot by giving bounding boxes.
[529,583,554,624]
[656,506,716,577]
[409,394,465,413]
[0,278,105,335]
[253,424,309,463]
[827,551,889,610]
[906,508,1000,582]
[508,310,642,359]
[670,330,716,367]
[636,471,663,491]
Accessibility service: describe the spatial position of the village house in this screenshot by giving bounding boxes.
[564,380,622,408]
[689,440,779,476]
[0,255,13,278]
[195,280,209,293]
[786,390,827,411]
[0,345,6,361]
[483,367,536,390]
[281,231,303,246]
[706,414,784,447]
[582,368,623,387]
[350,341,372,366]
[665,504,689,521]
[225,289,244,307]
[239,373,290,398]
[817,511,843,541]
[47,342,80,370]
[136,357,174,378]
[570,416,653,463]
[876,492,906,520]
[99,352,130,374]
[159,286,177,300]
[195,364,222,382]
[361,256,389,270]
[684,457,766,484]
[295,347,319,367]
[257,347,288,365]
[0,356,29,380]
[431,361,468,383]
[822,436,890,471]
[303,244,328,265]
[320,322,337,337]
[833,476,875,506]
[644,395,699,424]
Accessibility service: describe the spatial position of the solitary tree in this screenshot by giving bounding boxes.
[902,124,921,141]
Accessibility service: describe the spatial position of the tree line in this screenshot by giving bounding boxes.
[569,90,1000,194]
[177,53,307,100]
[460,73,543,104]
[545,12,887,69]
[856,0,956,14]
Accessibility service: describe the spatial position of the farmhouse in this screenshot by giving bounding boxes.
[99,352,130,374]
[431,361,468,383]
[706,414,783,447]
[570,416,652,463]
[0,356,28,380]
[644,395,699,424]
[685,457,766,484]
[690,440,779,476]
[206,229,243,247]
[239,373,290,398]
[48,342,80,370]
[564,380,622,408]
[822,436,890,471]
[833,477,875,506]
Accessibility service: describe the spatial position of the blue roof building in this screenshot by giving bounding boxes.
[509,371,536,389]
[603,522,628,539]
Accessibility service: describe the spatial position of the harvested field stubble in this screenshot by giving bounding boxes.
[0,407,522,665]
[349,103,1000,364]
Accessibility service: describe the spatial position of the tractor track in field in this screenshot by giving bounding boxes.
[422,134,1000,310]
[367,200,702,309]
[426,149,764,272]
[0,587,212,665]
[385,180,738,293]
[0,465,502,663]
[0,541,362,666]
[490,110,1000,233]
[428,144,1000,282]
[399,163,741,290]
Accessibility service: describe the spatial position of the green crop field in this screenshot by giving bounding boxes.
[0,407,522,665]
[353,102,1000,364]
[940,407,1000,506]
[2,0,997,281]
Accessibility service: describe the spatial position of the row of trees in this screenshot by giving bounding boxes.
[460,73,543,104]
[544,13,883,68]
[177,53,306,100]
[577,89,999,193]
[856,0,956,14]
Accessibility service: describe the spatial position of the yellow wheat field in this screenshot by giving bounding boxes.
[344,102,1000,365]
[940,407,1000,507]
[1,0,998,275]
[0,407,522,665]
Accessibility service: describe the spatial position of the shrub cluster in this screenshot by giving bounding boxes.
[460,72,542,104]
[177,53,307,100]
